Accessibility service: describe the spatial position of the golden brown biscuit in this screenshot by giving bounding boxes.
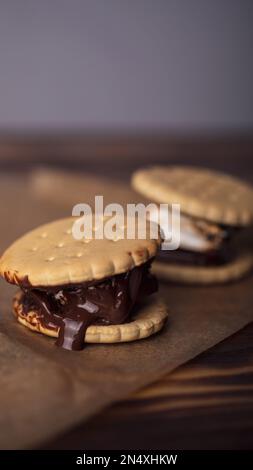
[132,166,253,226]
[0,216,160,287]
[132,165,253,284]
[13,291,168,344]
[153,249,253,285]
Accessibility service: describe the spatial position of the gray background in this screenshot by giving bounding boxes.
[0,0,252,131]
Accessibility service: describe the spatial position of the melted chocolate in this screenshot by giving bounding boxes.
[158,242,234,267]
[158,224,239,267]
[21,263,157,351]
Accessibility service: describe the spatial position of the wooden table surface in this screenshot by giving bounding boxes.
[47,323,253,450]
[1,133,253,450]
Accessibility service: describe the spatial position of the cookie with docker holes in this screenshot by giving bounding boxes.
[132,166,253,284]
[0,216,168,350]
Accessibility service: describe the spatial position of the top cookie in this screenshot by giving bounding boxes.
[132,166,253,226]
[0,217,161,287]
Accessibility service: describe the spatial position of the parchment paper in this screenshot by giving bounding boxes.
[0,171,253,449]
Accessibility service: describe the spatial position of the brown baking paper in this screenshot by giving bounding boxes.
[0,171,253,449]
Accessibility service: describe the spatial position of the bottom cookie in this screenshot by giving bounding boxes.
[13,291,168,344]
[153,248,253,285]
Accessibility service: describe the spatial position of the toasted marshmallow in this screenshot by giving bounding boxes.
[149,206,227,253]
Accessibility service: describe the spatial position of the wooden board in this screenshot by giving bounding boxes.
[47,323,253,450]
